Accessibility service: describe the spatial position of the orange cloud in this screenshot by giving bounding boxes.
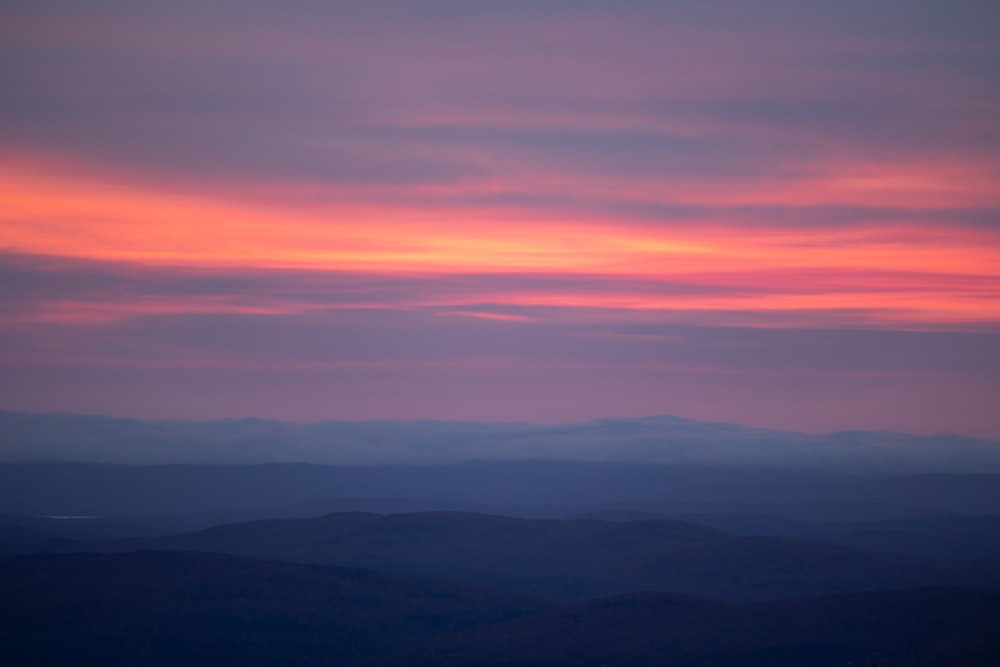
[3,161,999,330]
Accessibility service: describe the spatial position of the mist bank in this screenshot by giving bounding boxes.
[2,411,1000,474]
[3,461,1000,518]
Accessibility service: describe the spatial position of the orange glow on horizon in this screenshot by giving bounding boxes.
[3,163,999,328]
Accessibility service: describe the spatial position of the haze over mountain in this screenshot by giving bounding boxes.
[4,411,999,474]
[5,459,1000,520]
[4,413,999,665]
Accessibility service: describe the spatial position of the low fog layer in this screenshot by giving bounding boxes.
[2,411,998,474]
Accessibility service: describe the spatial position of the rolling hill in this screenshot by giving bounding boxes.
[94,511,1000,602]
[4,550,997,666]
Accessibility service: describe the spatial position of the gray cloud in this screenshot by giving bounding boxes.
[2,0,997,224]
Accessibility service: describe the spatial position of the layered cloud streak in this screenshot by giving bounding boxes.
[1,1,999,435]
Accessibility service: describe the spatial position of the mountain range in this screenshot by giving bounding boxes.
[4,410,1000,473]
[4,410,1000,665]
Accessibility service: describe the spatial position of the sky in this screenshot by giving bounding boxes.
[1,0,999,437]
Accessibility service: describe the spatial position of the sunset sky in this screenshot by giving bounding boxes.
[2,1,999,436]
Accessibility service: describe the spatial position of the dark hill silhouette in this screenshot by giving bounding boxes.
[386,587,1000,666]
[577,498,950,522]
[799,514,1000,565]
[0,551,549,667]
[4,551,998,667]
[572,510,1000,566]
[97,511,999,601]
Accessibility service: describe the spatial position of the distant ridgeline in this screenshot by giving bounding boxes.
[1,410,999,473]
